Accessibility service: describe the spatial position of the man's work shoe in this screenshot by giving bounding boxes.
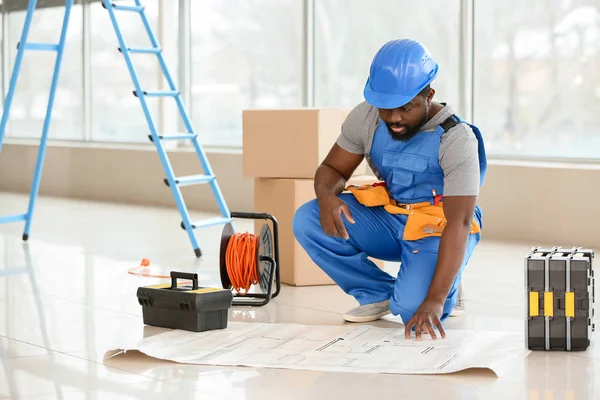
[343,299,391,323]
[449,284,465,317]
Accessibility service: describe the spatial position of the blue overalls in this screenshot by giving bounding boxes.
[292,114,487,324]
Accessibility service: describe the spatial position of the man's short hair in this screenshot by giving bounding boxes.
[418,84,431,98]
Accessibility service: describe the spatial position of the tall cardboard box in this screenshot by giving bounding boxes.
[253,176,383,286]
[243,108,349,179]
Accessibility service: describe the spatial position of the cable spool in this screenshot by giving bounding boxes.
[219,212,280,306]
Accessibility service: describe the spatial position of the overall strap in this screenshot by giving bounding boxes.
[439,114,462,132]
[437,114,488,187]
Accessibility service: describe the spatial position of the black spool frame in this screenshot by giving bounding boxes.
[219,211,281,306]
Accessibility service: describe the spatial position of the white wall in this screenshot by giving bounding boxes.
[0,140,254,213]
[2,140,600,248]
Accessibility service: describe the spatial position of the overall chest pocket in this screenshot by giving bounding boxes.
[381,152,429,200]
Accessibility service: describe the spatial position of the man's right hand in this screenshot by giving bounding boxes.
[313,143,364,239]
[317,195,355,239]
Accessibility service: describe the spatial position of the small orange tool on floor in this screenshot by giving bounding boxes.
[128,258,171,279]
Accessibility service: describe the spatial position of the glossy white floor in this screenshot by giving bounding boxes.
[0,191,598,399]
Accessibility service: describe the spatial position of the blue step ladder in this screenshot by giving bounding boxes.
[0,0,233,257]
[0,0,74,241]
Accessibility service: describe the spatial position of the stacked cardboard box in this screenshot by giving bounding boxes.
[242,108,383,286]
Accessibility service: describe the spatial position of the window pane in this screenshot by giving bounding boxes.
[191,0,303,147]
[7,5,84,141]
[314,0,461,110]
[474,1,600,159]
[90,0,159,143]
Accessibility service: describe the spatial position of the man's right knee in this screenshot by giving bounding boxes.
[292,198,321,245]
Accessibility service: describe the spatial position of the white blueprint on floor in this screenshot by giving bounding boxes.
[107,322,529,376]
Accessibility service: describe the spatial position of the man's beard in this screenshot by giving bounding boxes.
[387,108,429,142]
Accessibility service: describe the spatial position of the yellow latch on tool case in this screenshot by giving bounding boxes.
[544,291,554,317]
[565,292,575,318]
[529,291,539,317]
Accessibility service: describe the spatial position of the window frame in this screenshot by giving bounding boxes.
[0,0,598,164]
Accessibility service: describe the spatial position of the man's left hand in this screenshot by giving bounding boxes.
[404,299,446,340]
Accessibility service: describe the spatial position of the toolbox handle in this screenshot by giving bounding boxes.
[170,271,199,290]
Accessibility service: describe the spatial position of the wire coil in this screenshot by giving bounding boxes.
[220,221,275,297]
[225,232,259,294]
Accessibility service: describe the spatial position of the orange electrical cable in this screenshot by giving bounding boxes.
[225,232,260,294]
[127,258,171,279]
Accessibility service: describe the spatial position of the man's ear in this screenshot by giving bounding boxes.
[427,87,435,104]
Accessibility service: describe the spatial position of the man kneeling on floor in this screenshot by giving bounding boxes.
[292,39,487,340]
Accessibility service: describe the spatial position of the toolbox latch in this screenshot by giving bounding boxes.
[179,300,192,311]
[580,298,590,310]
[138,295,154,307]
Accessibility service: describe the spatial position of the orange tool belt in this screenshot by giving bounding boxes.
[344,182,481,241]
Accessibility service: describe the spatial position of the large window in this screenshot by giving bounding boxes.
[314,0,461,111]
[1,0,599,162]
[7,5,84,141]
[474,0,600,159]
[89,0,160,143]
[190,0,303,147]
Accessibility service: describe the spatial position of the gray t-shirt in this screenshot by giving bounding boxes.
[337,101,480,197]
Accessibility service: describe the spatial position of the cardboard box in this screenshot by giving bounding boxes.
[253,175,383,286]
[243,108,349,179]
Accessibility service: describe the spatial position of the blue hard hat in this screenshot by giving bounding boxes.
[363,39,439,109]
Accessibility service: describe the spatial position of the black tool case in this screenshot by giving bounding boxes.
[137,271,233,332]
[526,247,595,351]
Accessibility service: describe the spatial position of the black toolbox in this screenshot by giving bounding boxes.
[526,247,595,351]
[137,271,233,332]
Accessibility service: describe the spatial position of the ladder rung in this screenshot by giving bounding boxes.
[164,174,215,187]
[107,3,144,12]
[17,42,59,52]
[0,267,28,278]
[0,213,27,225]
[133,90,179,98]
[119,47,161,55]
[151,133,197,141]
[184,217,233,230]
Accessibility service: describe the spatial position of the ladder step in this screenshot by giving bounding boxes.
[119,47,161,55]
[148,133,197,142]
[0,267,28,278]
[0,213,27,225]
[164,174,215,187]
[97,0,232,256]
[17,42,59,51]
[184,217,233,230]
[105,3,144,12]
[133,90,179,98]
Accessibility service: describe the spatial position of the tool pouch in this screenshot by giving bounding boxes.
[402,209,447,241]
[345,182,481,241]
[394,206,481,241]
[344,183,390,207]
